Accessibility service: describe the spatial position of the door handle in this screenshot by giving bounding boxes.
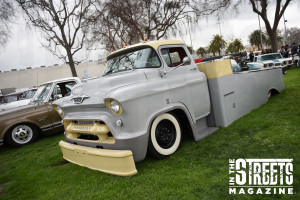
[190,67,198,70]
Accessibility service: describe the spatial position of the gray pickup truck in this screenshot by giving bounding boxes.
[54,40,285,176]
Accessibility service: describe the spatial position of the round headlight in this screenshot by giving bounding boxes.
[110,100,120,113]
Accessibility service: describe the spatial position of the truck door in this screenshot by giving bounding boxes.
[159,46,210,120]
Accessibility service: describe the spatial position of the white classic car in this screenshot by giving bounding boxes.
[247,53,293,73]
[0,88,37,112]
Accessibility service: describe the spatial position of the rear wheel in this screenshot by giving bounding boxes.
[148,113,181,159]
[5,124,39,147]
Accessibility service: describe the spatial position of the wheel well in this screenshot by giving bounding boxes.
[269,88,280,96]
[169,109,193,139]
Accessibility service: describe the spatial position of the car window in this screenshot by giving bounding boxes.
[51,81,77,100]
[161,47,189,67]
[161,49,172,67]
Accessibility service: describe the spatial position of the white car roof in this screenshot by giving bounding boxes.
[42,77,81,85]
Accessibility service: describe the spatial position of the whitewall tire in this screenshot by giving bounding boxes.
[148,113,181,159]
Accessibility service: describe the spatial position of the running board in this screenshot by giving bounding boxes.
[194,127,219,141]
[191,117,219,141]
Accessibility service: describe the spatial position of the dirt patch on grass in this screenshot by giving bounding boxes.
[0,181,10,194]
[51,159,69,167]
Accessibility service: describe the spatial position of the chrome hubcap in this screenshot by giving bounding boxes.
[12,125,33,144]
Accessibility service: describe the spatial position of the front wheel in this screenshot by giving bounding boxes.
[5,124,39,147]
[148,113,181,159]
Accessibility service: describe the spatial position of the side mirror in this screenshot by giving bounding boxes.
[50,95,60,102]
[182,56,191,65]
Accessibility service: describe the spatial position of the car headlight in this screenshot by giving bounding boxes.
[104,99,123,115]
[264,64,267,67]
[52,105,64,117]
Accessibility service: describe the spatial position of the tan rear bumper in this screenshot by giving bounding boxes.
[59,141,137,176]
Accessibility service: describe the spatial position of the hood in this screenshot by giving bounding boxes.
[0,99,31,111]
[56,70,148,107]
[0,103,37,118]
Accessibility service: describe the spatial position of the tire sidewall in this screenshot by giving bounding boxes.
[149,113,181,158]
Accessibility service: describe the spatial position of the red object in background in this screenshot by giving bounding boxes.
[194,58,204,63]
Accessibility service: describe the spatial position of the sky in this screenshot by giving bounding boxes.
[0,1,299,72]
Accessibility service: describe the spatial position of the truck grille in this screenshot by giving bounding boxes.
[64,120,115,144]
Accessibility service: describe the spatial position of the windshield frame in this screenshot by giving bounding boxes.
[103,46,161,76]
[31,83,53,103]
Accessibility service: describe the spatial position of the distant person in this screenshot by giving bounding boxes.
[298,44,300,68]
[262,49,266,54]
[249,51,254,62]
[291,43,297,55]
[280,46,285,57]
[284,44,290,58]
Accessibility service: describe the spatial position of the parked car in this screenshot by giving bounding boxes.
[0,77,81,147]
[0,88,38,112]
[247,53,293,72]
[2,91,24,104]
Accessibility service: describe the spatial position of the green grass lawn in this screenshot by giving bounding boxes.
[1,67,299,200]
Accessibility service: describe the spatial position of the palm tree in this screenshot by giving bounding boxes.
[228,39,245,53]
[209,34,227,56]
[249,30,267,50]
[226,42,235,54]
[196,47,207,57]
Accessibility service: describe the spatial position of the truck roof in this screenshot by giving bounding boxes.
[108,40,185,60]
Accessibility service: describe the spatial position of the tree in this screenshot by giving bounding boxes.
[226,39,244,53]
[248,0,291,52]
[285,27,300,45]
[0,0,15,47]
[17,0,96,77]
[88,0,199,51]
[195,0,292,52]
[187,46,194,54]
[265,30,283,48]
[208,34,227,56]
[196,47,207,57]
[249,30,267,50]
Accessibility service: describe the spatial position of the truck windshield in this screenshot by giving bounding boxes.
[261,54,282,61]
[103,47,160,76]
[32,83,52,102]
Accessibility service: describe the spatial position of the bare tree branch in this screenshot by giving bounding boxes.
[16,0,96,77]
